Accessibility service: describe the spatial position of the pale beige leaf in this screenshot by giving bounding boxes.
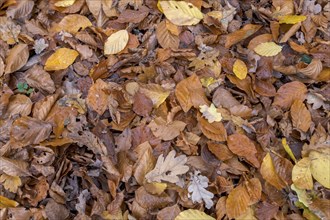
[25,65,56,93]
[175,209,215,220]
[290,99,311,132]
[309,149,330,189]
[254,42,282,57]
[44,48,79,71]
[297,59,323,79]
[156,20,180,49]
[199,104,222,123]
[226,184,250,219]
[292,157,313,190]
[4,43,29,74]
[160,1,203,26]
[51,14,92,34]
[104,30,129,55]
[0,157,31,176]
[145,150,189,183]
[148,117,186,141]
[5,94,32,118]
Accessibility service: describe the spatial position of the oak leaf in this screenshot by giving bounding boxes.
[145,150,189,183]
[199,103,222,123]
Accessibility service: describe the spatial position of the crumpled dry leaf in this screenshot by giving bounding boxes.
[199,103,222,123]
[104,30,129,55]
[290,99,311,132]
[188,170,214,209]
[175,74,209,112]
[160,1,203,26]
[148,117,186,141]
[227,134,260,168]
[4,43,29,74]
[44,48,79,71]
[0,156,31,176]
[145,150,189,183]
[86,79,109,115]
[175,209,215,220]
[51,14,92,34]
[297,59,323,79]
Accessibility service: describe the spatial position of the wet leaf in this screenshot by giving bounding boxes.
[160,1,203,26]
[44,48,79,71]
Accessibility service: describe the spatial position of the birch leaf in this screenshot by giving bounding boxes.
[145,150,189,183]
[188,170,214,209]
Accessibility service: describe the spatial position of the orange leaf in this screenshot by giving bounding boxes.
[226,184,250,219]
[273,81,307,109]
[290,99,312,132]
[225,24,262,48]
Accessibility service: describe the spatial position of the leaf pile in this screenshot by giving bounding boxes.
[0,0,329,219]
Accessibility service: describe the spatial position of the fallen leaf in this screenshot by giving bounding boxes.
[54,0,76,7]
[207,142,233,161]
[290,99,311,132]
[254,42,282,57]
[175,209,215,220]
[51,14,92,34]
[291,184,311,207]
[133,142,155,185]
[175,74,209,112]
[273,81,307,109]
[156,20,180,49]
[0,174,21,193]
[282,138,297,163]
[199,103,222,123]
[278,15,307,24]
[139,83,170,108]
[227,134,260,168]
[86,79,109,115]
[225,24,262,48]
[148,117,186,141]
[145,150,189,183]
[135,186,172,210]
[198,114,227,142]
[292,157,313,190]
[226,184,250,219]
[160,1,203,26]
[233,59,248,80]
[309,149,330,189]
[297,59,323,79]
[4,43,29,74]
[104,30,129,55]
[5,94,32,118]
[0,157,31,176]
[25,65,56,94]
[244,178,262,205]
[260,153,287,190]
[157,204,181,220]
[44,48,79,71]
[144,182,167,195]
[188,170,214,209]
[0,195,19,208]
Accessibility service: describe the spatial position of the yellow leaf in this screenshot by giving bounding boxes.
[51,15,92,34]
[144,182,167,195]
[254,42,282,57]
[291,184,311,207]
[233,59,248,80]
[54,0,76,7]
[292,157,313,190]
[279,15,307,24]
[260,153,287,190]
[44,48,79,71]
[309,149,330,189]
[175,209,215,220]
[282,138,297,163]
[0,195,19,208]
[139,84,170,108]
[160,1,203,26]
[200,77,217,88]
[199,104,222,123]
[0,174,22,193]
[104,30,129,55]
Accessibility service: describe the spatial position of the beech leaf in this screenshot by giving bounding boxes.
[4,43,29,74]
[104,30,129,55]
[309,149,330,189]
[254,42,282,57]
[44,48,79,71]
[175,209,215,220]
[233,59,248,80]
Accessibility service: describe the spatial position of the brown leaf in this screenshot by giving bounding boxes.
[198,114,227,142]
[309,198,330,220]
[157,204,181,220]
[45,198,69,220]
[175,74,209,112]
[33,92,60,120]
[256,202,279,220]
[156,20,180,49]
[0,84,13,117]
[6,0,34,19]
[226,184,250,219]
[227,134,260,168]
[117,6,149,23]
[207,141,233,161]
[297,59,323,79]
[139,83,170,108]
[86,79,109,115]
[225,24,262,48]
[10,116,52,148]
[290,99,311,132]
[213,87,240,110]
[25,65,56,94]
[135,186,172,210]
[0,157,31,176]
[23,177,49,207]
[244,178,262,205]
[273,81,307,109]
[148,117,186,141]
[4,43,29,74]
[133,92,153,117]
[216,196,227,220]
[5,94,32,118]
[133,142,155,185]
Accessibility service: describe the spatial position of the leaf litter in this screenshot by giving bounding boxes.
[0,0,329,219]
